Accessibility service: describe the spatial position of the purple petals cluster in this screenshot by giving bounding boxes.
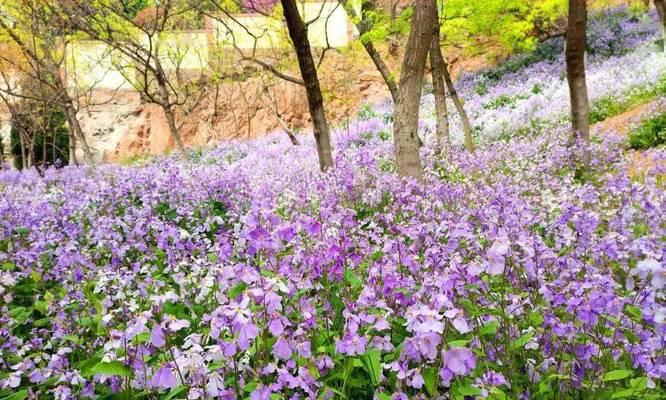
[0,7,664,399]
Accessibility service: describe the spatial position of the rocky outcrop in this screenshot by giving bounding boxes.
[79,51,396,162]
[26,43,484,164]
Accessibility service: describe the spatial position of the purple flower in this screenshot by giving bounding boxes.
[250,385,272,400]
[268,318,284,336]
[237,322,259,350]
[150,366,178,390]
[272,338,293,360]
[485,236,510,275]
[442,347,476,376]
[150,325,166,348]
[335,334,368,356]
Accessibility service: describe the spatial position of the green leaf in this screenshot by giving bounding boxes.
[456,384,482,396]
[509,331,535,350]
[9,307,32,325]
[344,269,363,290]
[361,349,382,386]
[244,380,258,393]
[2,390,28,400]
[89,361,132,377]
[77,356,102,376]
[625,304,642,321]
[1,262,15,271]
[34,300,48,314]
[228,282,248,299]
[260,269,276,278]
[164,385,187,400]
[630,377,648,390]
[603,369,633,382]
[134,332,151,344]
[13,227,30,235]
[422,367,439,396]
[370,250,384,261]
[489,388,508,399]
[611,389,636,399]
[479,320,499,336]
[63,335,82,344]
[448,340,468,348]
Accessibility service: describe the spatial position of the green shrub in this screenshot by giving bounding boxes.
[357,103,377,120]
[483,93,529,110]
[590,96,625,123]
[628,112,666,149]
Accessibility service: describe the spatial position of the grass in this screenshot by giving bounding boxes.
[628,112,666,150]
[590,75,666,123]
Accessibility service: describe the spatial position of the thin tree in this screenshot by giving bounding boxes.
[429,29,450,150]
[655,0,666,51]
[0,4,95,164]
[565,0,590,164]
[439,54,474,152]
[392,0,438,179]
[340,0,398,103]
[60,0,210,152]
[280,0,334,171]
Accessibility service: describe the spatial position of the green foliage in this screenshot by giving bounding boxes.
[591,75,666,124]
[357,103,377,120]
[590,96,626,123]
[118,0,150,18]
[10,107,70,169]
[355,2,411,45]
[483,93,530,110]
[479,39,563,84]
[628,112,666,150]
[439,0,566,56]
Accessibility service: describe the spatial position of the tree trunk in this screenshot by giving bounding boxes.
[430,31,451,151]
[62,103,94,165]
[19,131,27,170]
[440,58,475,152]
[50,67,95,165]
[155,66,186,152]
[341,0,399,103]
[52,132,56,164]
[392,0,438,179]
[163,104,185,152]
[69,129,77,165]
[42,131,47,168]
[276,113,300,145]
[566,0,591,164]
[281,0,334,172]
[655,0,666,51]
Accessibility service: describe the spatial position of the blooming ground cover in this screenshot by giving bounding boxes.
[412,6,666,145]
[1,6,665,400]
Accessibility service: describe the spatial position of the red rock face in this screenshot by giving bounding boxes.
[83,50,397,163]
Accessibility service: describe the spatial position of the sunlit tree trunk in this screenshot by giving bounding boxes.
[430,31,451,151]
[566,0,591,165]
[62,103,93,165]
[393,0,438,179]
[154,60,186,152]
[281,0,334,172]
[440,58,475,152]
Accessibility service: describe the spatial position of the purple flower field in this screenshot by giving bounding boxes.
[0,6,665,400]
